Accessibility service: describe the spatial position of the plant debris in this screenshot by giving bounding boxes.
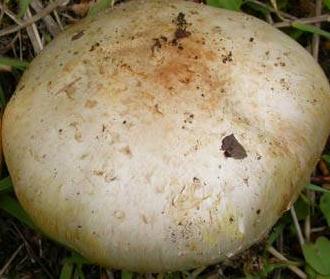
[221,134,247,159]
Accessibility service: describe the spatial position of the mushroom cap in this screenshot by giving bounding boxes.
[3,0,330,272]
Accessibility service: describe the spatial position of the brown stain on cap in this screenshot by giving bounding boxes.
[152,36,219,92]
[109,31,228,115]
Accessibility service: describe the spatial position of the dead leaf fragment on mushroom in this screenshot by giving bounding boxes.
[221,134,247,159]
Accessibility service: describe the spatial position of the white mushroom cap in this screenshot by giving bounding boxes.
[3,0,330,272]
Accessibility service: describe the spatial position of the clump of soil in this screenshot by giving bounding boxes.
[172,12,192,46]
[151,12,192,53]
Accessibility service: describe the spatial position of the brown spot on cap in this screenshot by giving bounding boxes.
[71,30,85,41]
[221,134,247,160]
[222,51,233,64]
[151,38,162,53]
[121,146,133,157]
[93,170,105,176]
[89,42,100,52]
[174,29,191,40]
[85,100,98,108]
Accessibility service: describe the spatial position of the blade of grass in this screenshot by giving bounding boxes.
[267,222,287,246]
[65,252,90,265]
[0,177,13,192]
[291,22,330,39]
[0,56,29,71]
[206,0,242,11]
[324,0,330,9]
[60,262,74,279]
[75,264,85,279]
[0,244,24,277]
[305,184,330,193]
[121,271,133,279]
[287,29,304,40]
[18,0,33,17]
[0,195,35,229]
[302,237,330,276]
[320,193,330,227]
[323,154,330,165]
[244,2,269,15]
[267,246,307,279]
[88,0,114,16]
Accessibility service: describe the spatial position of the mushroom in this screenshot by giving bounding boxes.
[2,0,330,272]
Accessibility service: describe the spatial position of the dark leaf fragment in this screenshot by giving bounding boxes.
[221,134,247,160]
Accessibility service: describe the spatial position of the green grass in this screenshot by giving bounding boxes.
[0,56,29,71]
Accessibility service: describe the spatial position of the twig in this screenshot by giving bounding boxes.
[60,12,80,22]
[312,0,322,59]
[12,222,54,279]
[290,207,305,248]
[105,269,115,279]
[16,254,28,268]
[0,244,24,277]
[0,3,24,26]
[52,3,64,31]
[53,10,64,30]
[30,0,61,37]
[0,33,19,54]
[0,3,5,24]
[310,226,327,233]
[319,160,330,176]
[24,7,43,54]
[311,176,330,184]
[0,0,67,37]
[11,41,18,58]
[304,208,311,243]
[304,184,314,244]
[273,232,283,279]
[319,159,330,189]
[269,0,286,21]
[267,246,307,279]
[273,14,330,28]
[265,13,274,25]
[19,30,23,60]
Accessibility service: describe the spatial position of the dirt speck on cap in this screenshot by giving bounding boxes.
[222,51,233,64]
[221,134,247,160]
